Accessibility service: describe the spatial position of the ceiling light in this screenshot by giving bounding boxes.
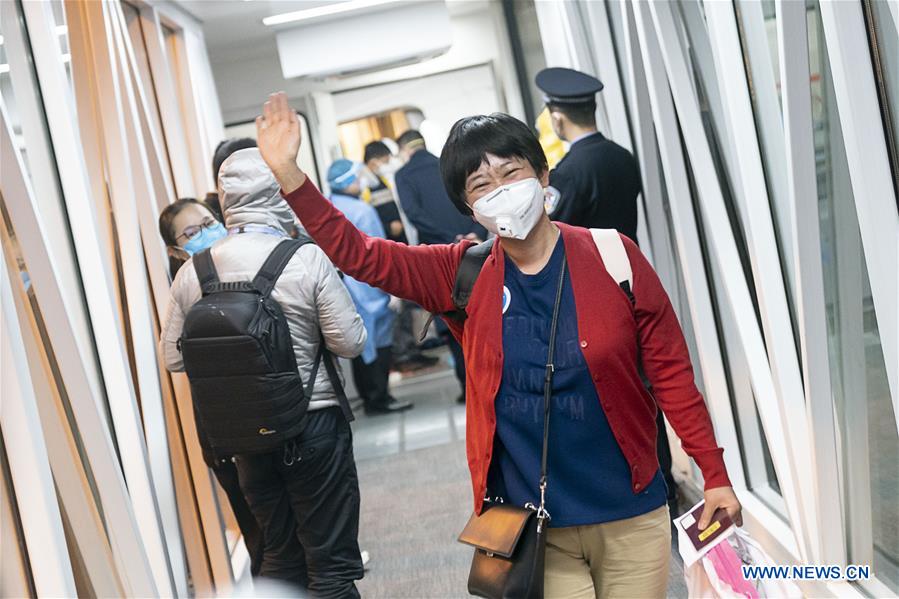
[0,64,9,74]
[0,35,4,45]
[56,25,68,35]
[61,53,71,63]
[263,0,398,26]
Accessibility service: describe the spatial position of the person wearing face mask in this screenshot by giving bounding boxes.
[161,148,369,596]
[158,197,268,575]
[255,92,741,599]
[393,129,489,403]
[159,198,228,279]
[326,159,414,416]
[361,140,436,375]
[362,141,407,244]
[535,67,641,242]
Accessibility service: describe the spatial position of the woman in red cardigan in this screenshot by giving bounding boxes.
[256,92,741,598]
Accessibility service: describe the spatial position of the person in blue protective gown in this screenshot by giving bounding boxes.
[326,159,413,415]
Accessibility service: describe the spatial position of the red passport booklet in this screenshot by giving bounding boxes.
[678,502,735,552]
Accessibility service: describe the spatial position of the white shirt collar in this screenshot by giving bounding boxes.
[569,131,600,146]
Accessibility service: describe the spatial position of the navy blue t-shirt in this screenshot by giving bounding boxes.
[489,237,666,527]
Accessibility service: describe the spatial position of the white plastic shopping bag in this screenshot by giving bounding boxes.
[676,501,802,598]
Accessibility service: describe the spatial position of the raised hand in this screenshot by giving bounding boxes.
[256,91,306,193]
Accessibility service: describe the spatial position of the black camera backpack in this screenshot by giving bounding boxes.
[179,237,346,456]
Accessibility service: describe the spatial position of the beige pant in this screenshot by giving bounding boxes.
[544,505,671,599]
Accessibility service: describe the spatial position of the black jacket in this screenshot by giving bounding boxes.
[395,150,487,245]
[548,132,641,241]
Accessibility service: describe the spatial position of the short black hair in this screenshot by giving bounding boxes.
[440,113,547,215]
[212,137,257,182]
[397,130,425,149]
[548,101,597,128]
[363,140,391,164]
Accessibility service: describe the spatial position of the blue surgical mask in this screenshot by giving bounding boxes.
[182,222,227,256]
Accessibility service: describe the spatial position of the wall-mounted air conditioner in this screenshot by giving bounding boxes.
[275,1,452,79]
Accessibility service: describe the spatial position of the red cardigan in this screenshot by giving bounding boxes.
[284,180,731,514]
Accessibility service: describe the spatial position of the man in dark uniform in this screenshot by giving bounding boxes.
[536,67,680,517]
[394,130,487,403]
[536,67,641,241]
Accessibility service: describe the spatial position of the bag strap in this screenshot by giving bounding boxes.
[537,246,567,532]
[252,237,313,298]
[193,249,220,297]
[304,343,325,403]
[590,229,655,394]
[590,228,634,305]
[321,344,355,423]
[301,337,354,423]
[417,237,495,342]
[448,238,495,321]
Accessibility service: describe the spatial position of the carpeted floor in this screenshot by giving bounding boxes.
[355,439,688,598]
[356,440,473,598]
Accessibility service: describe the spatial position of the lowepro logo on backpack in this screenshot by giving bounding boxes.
[179,238,321,457]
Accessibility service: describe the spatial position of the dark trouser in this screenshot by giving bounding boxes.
[209,459,266,576]
[655,410,678,503]
[351,346,392,407]
[437,318,466,393]
[234,407,363,598]
[391,301,419,362]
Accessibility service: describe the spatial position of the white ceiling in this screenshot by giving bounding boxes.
[176,0,331,62]
[175,0,487,65]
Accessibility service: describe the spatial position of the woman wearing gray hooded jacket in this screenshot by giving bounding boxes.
[160,148,368,597]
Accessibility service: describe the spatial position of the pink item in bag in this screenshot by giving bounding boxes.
[707,542,760,599]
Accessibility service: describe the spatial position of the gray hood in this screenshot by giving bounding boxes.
[218,147,302,233]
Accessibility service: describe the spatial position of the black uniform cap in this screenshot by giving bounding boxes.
[535,67,604,104]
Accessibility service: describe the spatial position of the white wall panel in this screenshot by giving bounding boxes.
[2,0,243,593]
[0,92,157,597]
[0,246,77,599]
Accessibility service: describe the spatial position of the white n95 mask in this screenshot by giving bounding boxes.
[471,178,546,240]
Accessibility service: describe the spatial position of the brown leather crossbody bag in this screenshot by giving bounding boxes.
[458,251,567,599]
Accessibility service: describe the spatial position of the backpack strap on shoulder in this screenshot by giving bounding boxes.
[252,238,313,298]
[448,238,496,321]
[193,249,220,297]
[591,228,652,390]
[590,229,634,305]
[302,336,355,423]
[417,238,495,341]
[322,345,355,423]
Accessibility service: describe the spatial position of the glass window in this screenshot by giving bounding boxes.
[862,0,899,194]
[681,145,785,513]
[808,2,898,593]
[676,0,763,330]
[671,4,787,508]
[736,0,800,314]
